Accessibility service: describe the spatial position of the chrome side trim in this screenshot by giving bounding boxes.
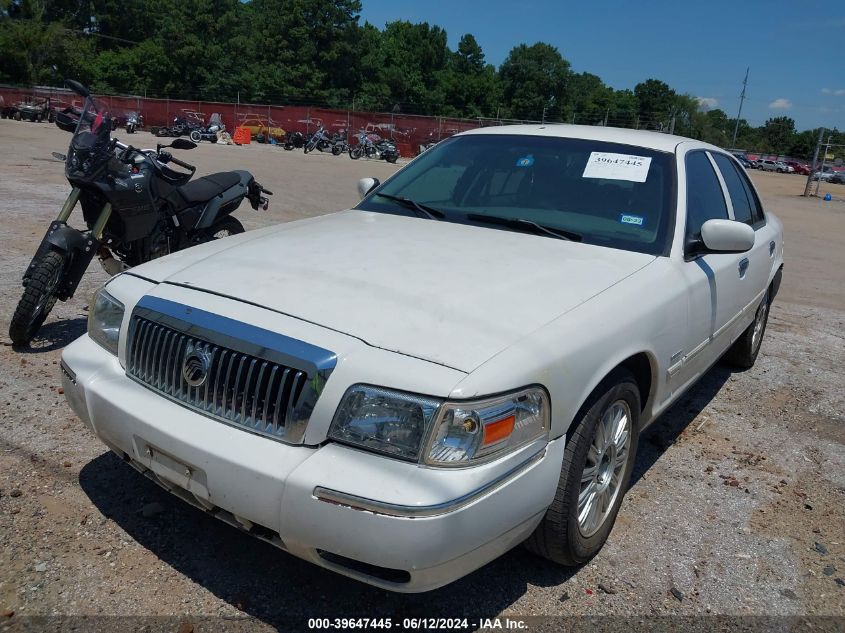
[60,359,77,384]
[313,447,547,518]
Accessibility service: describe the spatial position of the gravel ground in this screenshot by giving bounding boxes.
[0,120,843,631]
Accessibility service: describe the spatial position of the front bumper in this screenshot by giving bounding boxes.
[62,335,563,592]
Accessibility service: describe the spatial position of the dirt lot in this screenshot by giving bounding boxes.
[0,120,843,630]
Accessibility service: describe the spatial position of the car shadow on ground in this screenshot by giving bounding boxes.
[78,361,735,627]
[13,317,87,353]
[630,362,733,486]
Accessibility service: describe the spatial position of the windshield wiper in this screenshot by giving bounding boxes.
[374,193,446,220]
[466,214,581,242]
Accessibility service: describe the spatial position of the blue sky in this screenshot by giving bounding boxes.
[359,0,845,131]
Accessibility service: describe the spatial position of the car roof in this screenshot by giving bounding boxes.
[458,123,722,154]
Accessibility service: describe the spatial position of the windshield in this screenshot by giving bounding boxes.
[66,94,113,179]
[357,134,676,255]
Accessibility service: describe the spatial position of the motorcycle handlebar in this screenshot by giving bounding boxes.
[167,155,196,174]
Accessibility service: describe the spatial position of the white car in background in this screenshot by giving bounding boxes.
[61,125,784,592]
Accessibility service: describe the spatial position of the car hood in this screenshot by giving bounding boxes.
[132,211,656,372]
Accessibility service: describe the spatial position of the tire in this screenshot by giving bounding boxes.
[14,111,21,121]
[724,288,770,369]
[386,154,398,164]
[304,139,318,154]
[189,130,201,143]
[205,217,245,240]
[524,369,640,566]
[349,147,362,160]
[332,145,342,156]
[9,249,67,346]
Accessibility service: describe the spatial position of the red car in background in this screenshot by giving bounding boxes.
[785,160,811,175]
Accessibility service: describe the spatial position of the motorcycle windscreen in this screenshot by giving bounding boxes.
[66,95,113,180]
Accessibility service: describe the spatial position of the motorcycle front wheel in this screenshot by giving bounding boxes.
[189,130,202,143]
[9,249,66,346]
[304,139,318,154]
[349,147,363,160]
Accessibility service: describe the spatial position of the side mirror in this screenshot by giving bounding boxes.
[65,79,90,98]
[700,219,755,253]
[357,177,380,199]
[170,138,197,150]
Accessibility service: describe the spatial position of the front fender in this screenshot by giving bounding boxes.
[25,221,99,300]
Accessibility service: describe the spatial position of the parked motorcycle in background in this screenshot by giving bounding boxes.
[189,113,225,143]
[125,111,142,134]
[349,129,399,163]
[303,125,334,154]
[9,80,272,346]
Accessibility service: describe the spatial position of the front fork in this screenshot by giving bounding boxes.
[58,186,113,240]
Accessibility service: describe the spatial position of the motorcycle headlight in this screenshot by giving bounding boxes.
[328,385,441,461]
[328,384,549,465]
[88,287,124,355]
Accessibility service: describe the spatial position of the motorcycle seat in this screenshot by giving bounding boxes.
[173,171,242,205]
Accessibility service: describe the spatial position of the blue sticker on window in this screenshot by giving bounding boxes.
[515,155,534,168]
[619,214,644,226]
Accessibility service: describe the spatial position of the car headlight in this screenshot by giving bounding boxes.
[328,384,549,465]
[328,385,442,462]
[88,287,124,355]
[426,387,549,465]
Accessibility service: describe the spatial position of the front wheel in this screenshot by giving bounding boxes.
[523,369,640,565]
[189,130,202,143]
[9,249,67,346]
[349,147,363,160]
[304,139,318,154]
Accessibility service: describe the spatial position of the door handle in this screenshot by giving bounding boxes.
[738,257,750,278]
[769,240,776,257]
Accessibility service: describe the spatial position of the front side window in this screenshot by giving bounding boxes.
[357,134,676,256]
[684,151,728,242]
[712,153,754,225]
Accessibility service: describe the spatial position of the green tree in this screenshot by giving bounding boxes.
[634,78,675,128]
[499,42,570,121]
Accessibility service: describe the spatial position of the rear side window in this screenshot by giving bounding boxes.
[685,151,728,240]
[712,153,754,225]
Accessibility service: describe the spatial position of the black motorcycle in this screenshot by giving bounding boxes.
[9,80,272,346]
[283,130,305,150]
[349,130,399,163]
[303,125,333,154]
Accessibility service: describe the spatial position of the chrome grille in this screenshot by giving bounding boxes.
[127,315,312,441]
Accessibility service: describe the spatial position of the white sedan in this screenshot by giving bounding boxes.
[61,125,784,592]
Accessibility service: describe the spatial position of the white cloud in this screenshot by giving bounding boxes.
[696,96,719,110]
[821,87,845,96]
[769,98,792,109]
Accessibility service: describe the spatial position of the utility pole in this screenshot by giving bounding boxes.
[804,128,826,197]
[815,135,832,197]
[541,106,547,124]
[731,67,749,147]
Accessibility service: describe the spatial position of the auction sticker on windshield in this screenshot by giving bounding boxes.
[582,152,652,182]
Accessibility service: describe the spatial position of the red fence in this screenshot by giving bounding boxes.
[0,85,507,157]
